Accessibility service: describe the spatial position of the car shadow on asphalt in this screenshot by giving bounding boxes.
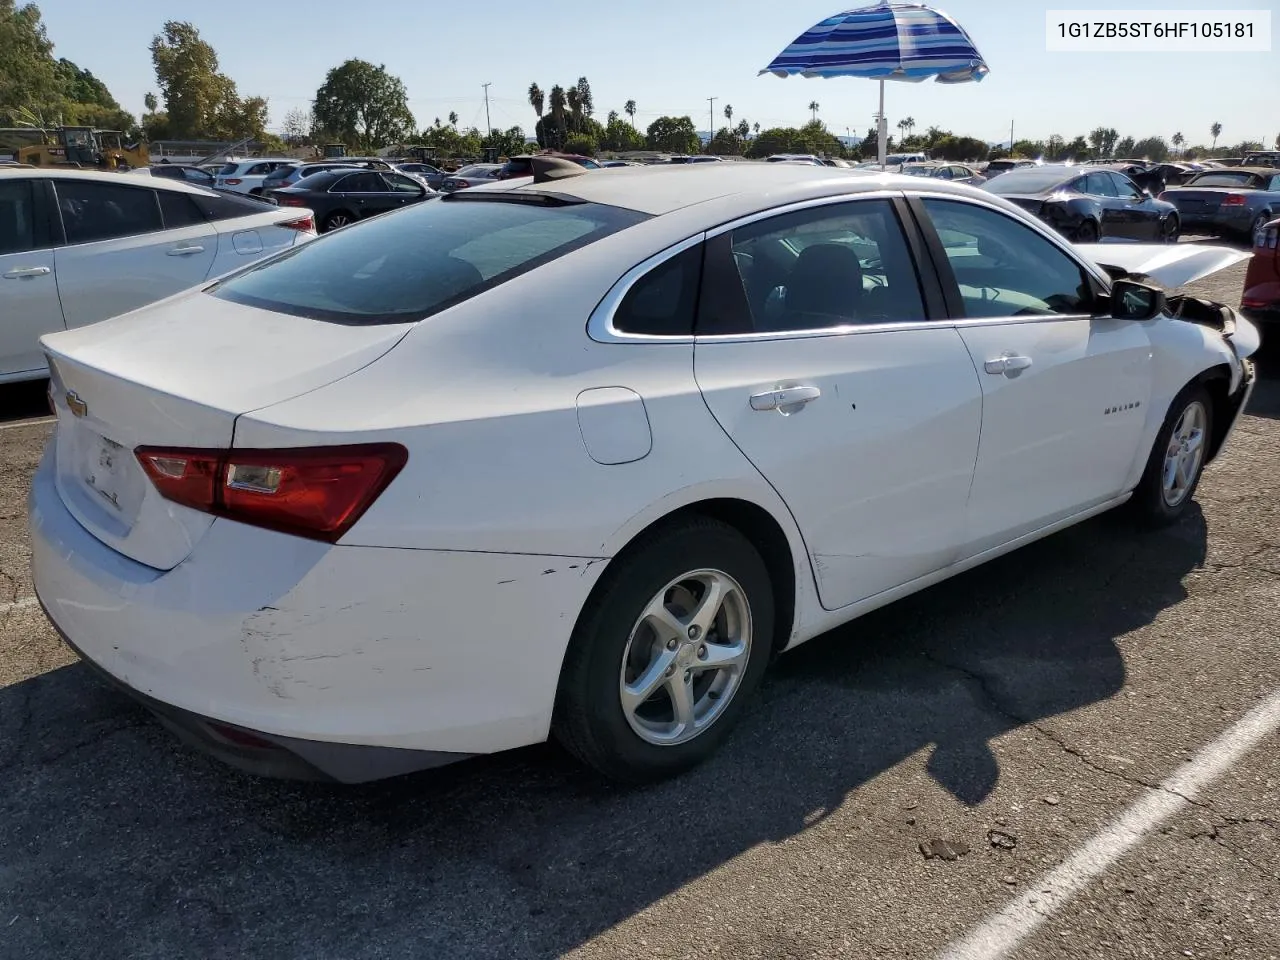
[0,379,50,424]
[0,506,1209,959]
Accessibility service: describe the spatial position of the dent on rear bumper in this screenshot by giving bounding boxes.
[29,449,607,756]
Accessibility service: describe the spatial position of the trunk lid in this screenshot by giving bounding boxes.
[41,290,411,571]
[1159,188,1243,215]
[1073,242,1251,288]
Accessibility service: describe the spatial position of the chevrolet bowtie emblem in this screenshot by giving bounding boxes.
[65,391,88,418]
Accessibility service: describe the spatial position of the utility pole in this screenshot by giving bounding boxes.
[482,82,492,138]
[1009,119,1014,154]
[707,97,716,153]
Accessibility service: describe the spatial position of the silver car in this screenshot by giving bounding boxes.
[1158,167,1280,242]
[900,161,987,185]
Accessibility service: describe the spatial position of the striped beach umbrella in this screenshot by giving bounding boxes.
[761,2,989,168]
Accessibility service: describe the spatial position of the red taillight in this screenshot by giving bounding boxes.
[1223,194,1246,206]
[276,196,306,207]
[134,444,408,542]
[224,178,242,185]
[282,213,315,233]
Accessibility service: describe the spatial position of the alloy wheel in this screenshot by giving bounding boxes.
[1162,400,1207,507]
[619,569,752,746]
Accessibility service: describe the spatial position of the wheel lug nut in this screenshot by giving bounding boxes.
[684,670,692,683]
[666,638,679,651]
[688,625,701,640]
[697,645,707,660]
[665,664,675,677]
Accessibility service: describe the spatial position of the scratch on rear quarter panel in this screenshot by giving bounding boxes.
[498,579,516,585]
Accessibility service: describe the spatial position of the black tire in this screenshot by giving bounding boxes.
[249,188,262,196]
[322,211,353,233]
[1076,219,1100,243]
[1249,212,1273,245]
[1128,383,1213,527]
[553,517,775,783]
[1162,214,1180,243]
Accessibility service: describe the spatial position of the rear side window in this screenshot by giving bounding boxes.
[0,179,36,254]
[158,191,207,229]
[613,244,703,336]
[210,196,649,324]
[334,173,384,193]
[1189,172,1263,188]
[54,180,162,244]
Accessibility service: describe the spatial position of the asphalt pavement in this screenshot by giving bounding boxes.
[0,258,1276,960]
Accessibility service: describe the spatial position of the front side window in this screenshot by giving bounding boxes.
[210,196,648,325]
[0,179,36,254]
[701,199,926,335]
[1082,173,1118,198]
[54,180,163,244]
[1109,172,1145,199]
[383,173,423,194]
[922,198,1096,318]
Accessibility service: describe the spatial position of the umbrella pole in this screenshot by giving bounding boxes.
[877,79,887,170]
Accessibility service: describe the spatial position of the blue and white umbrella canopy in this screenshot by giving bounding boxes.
[761,2,989,165]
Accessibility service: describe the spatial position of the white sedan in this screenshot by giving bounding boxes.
[1,169,316,383]
[30,161,1258,784]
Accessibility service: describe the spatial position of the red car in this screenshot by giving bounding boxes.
[1242,216,1280,323]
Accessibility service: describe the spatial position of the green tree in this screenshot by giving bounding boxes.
[1132,136,1169,162]
[723,103,733,127]
[1087,126,1107,157]
[313,59,414,150]
[564,133,598,156]
[646,115,700,153]
[484,125,526,158]
[808,100,820,124]
[624,99,636,127]
[528,83,544,124]
[600,114,645,152]
[1114,135,1136,159]
[0,0,62,124]
[1210,121,1222,150]
[575,77,594,118]
[281,107,312,145]
[1171,131,1184,156]
[150,21,239,138]
[448,111,458,128]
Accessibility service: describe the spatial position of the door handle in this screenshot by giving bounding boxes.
[167,245,205,256]
[984,354,1033,375]
[750,384,822,412]
[3,266,51,279]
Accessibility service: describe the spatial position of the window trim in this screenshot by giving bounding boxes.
[587,190,956,344]
[906,192,1111,325]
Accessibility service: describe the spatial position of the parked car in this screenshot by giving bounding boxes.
[214,158,296,196]
[440,164,503,192]
[392,162,448,189]
[148,163,217,188]
[267,168,435,232]
[0,168,314,383]
[900,161,986,185]
[260,161,363,194]
[599,160,642,168]
[766,154,824,165]
[669,155,724,164]
[1243,151,1280,169]
[1241,216,1280,323]
[1158,167,1280,243]
[983,164,1180,242]
[30,162,1258,785]
[982,158,1038,178]
[496,155,602,180]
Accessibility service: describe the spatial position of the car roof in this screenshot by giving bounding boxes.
[457,162,992,217]
[0,166,225,197]
[1189,166,1276,176]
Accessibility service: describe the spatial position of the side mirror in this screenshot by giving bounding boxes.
[1110,279,1166,321]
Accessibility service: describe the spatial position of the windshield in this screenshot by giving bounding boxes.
[217,163,239,175]
[453,165,495,179]
[210,197,649,325]
[984,169,1073,193]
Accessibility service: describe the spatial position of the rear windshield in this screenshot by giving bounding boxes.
[209,196,649,324]
[218,163,239,176]
[1187,172,1263,188]
[984,169,1072,193]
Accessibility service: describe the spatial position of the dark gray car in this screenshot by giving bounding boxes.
[1158,167,1280,242]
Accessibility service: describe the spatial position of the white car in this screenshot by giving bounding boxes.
[0,168,316,383]
[213,158,296,195]
[30,163,1258,784]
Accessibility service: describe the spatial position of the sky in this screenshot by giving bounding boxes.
[33,0,1280,148]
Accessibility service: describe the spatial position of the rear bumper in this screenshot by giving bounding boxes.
[29,443,607,780]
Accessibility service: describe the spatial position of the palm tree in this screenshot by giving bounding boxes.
[566,88,582,134]
[548,85,567,148]
[528,83,545,120]
[1171,131,1185,156]
[1210,121,1222,150]
[897,118,909,141]
[144,93,158,113]
[808,100,820,124]
[902,116,915,139]
[753,122,760,136]
[724,104,733,127]
[624,100,637,128]
[449,111,458,129]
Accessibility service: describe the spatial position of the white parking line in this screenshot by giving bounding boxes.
[938,687,1280,960]
[0,417,55,432]
[0,597,38,614]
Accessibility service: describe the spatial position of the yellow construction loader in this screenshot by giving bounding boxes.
[14,126,150,170]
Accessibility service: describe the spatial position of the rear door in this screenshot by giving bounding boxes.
[51,178,217,330]
[693,196,983,611]
[914,196,1153,557]
[0,178,64,380]
[1109,171,1163,240]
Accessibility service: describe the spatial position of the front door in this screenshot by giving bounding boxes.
[693,197,983,611]
[917,197,1154,557]
[0,178,63,379]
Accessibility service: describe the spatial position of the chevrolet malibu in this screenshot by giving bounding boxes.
[31,161,1259,784]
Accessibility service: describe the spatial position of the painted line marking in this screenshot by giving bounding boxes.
[0,417,55,432]
[937,687,1280,960]
[0,597,38,615]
